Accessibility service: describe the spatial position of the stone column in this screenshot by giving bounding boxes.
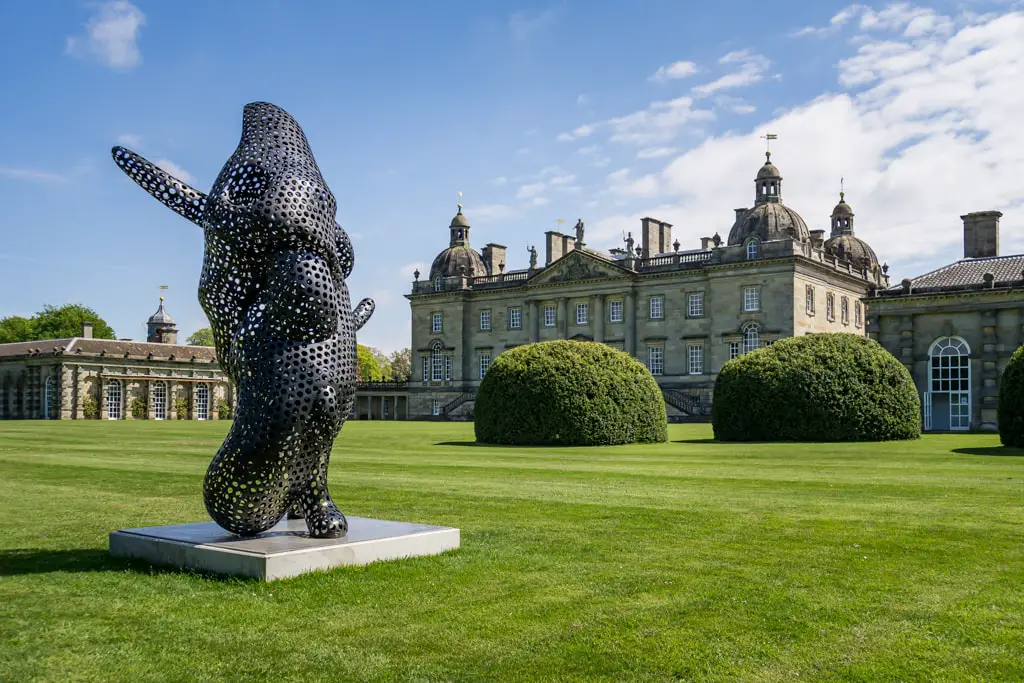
[528,300,540,342]
[557,298,568,338]
[625,291,637,357]
[59,364,73,420]
[592,295,605,343]
[898,315,914,374]
[168,382,178,420]
[981,310,999,427]
[27,366,41,419]
[75,366,87,420]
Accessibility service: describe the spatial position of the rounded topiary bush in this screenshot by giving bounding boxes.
[998,345,1024,447]
[712,333,920,442]
[474,340,667,446]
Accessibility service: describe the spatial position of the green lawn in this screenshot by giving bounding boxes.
[0,421,1022,682]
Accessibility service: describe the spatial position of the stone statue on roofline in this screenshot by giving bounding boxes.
[574,218,585,247]
[528,245,538,269]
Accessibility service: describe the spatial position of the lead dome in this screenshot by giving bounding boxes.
[728,152,811,245]
[823,191,880,271]
[429,205,487,281]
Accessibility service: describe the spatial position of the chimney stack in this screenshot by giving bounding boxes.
[81,322,93,339]
[544,231,564,265]
[962,211,1001,259]
[482,243,507,276]
[640,217,671,259]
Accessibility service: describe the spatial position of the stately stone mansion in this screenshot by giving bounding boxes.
[0,299,232,420]
[401,150,891,420]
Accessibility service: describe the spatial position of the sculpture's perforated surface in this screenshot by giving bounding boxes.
[112,102,373,538]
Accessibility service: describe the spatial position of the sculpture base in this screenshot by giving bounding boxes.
[109,516,460,581]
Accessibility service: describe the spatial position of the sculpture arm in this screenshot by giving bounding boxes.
[111,147,207,227]
[352,298,374,331]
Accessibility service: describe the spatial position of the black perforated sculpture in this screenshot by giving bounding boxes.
[111,102,373,538]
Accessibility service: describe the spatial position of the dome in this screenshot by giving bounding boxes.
[756,160,780,180]
[429,245,487,280]
[832,192,854,216]
[824,234,880,270]
[147,298,175,325]
[450,208,470,229]
[728,202,811,245]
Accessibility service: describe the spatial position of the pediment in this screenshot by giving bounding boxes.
[528,249,629,285]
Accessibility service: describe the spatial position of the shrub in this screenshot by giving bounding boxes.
[998,345,1024,447]
[216,398,233,420]
[474,340,667,446]
[129,396,146,419]
[82,395,99,420]
[713,333,920,442]
[174,397,190,421]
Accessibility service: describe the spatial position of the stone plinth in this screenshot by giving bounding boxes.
[109,516,460,581]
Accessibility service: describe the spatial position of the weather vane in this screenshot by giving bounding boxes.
[760,132,778,156]
[840,176,845,196]
[159,284,168,302]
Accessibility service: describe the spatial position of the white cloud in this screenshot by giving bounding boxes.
[517,183,546,198]
[66,1,145,69]
[573,124,596,138]
[649,60,699,82]
[492,176,507,186]
[549,174,577,185]
[154,159,196,185]
[515,147,531,155]
[0,166,66,182]
[576,94,589,106]
[608,96,715,144]
[792,3,868,36]
[691,50,772,97]
[556,132,575,142]
[531,197,550,206]
[117,132,142,148]
[471,204,515,220]
[793,2,955,38]
[637,147,678,159]
[592,157,612,168]
[577,145,600,156]
[509,10,556,41]
[583,9,1024,274]
[715,95,757,115]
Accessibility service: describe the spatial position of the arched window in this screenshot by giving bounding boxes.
[152,381,168,420]
[434,276,442,292]
[826,293,835,321]
[431,342,444,382]
[745,238,759,260]
[769,183,776,195]
[106,380,122,420]
[926,337,971,431]
[195,384,210,420]
[742,322,760,355]
[43,376,56,419]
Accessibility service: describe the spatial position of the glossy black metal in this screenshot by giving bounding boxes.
[111,102,373,538]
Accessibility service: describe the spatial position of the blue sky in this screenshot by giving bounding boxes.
[1,0,1021,352]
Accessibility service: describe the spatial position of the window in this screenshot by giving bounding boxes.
[805,285,815,315]
[543,305,556,327]
[433,276,442,292]
[576,303,589,325]
[930,337,970,393]
[743,286,760,312]
[421,356,429,381]
[826,293,835,321]
[479,310,491,331]
[431,312,442,333]
[43,376,56,419]
[648,346,664,375]
[688,292,704,317]
[445,354,452,381]
[106,380,122,420]
[688,345,703,375]
[508,306,522,329]
[609,300,623,323]
[742,323,760,355]
[431,344,443,381]
[431,399,441,416]
[855,301,862,327]
[841,297,849,325]
[745,239,759,260]
[383,399,389,417]
[728,341,741,360]
[195,384,210,420]
[479,352,491,379]
[152,381,167,420]
[649,295,664,320]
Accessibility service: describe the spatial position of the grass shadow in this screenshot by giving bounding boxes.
[0,548,255,582]
[673,438,719,444]
[953,446,1024,457]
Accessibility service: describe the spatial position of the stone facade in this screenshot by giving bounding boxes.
[405,151,889,420]
[866,211,1024,431]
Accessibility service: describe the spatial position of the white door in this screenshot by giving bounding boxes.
[106,381,122,420]
[195,384,210,421]
[923,392,932,432]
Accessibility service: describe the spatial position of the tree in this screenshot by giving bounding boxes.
[186,327,215,347]
[0,304,115,343]
[0,316,36,344]
[356,344,383,381]
[371,347,393,380]
[389,348,412,382]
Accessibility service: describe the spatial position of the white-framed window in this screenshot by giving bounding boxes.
[431,312,443,333]
[421,356,429,381]
[855,301,862,327]
[431,343,444,381]
[688,292,704,317]
[445,354,452,381]
[576,303,589,325]
[841,297,849,325]
[728,341,741,360]
[479,352,491,379]
[745,239,759,260]
[480,310,491,331]
[649,295,664,320]
[195,384,210,420]
[648,346,664,375]
[433,276,442,292]
[43,375,56,419]
[609,300,623,323]
[106,379,122,420]
[826,293,835,321]
[927,337,972,431]
[742,323,760,355]
[688,345,703,375]
[805,285,815,315]
[543,305,556,327]
[431,399,441,416]
[152,380,167,420]
[743,286,760,312]
[508,306,522,329]
[383,399,389,417]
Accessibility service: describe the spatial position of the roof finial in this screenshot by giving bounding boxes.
[840,176,845,201]
[760,132,777,160]
[457,191,463,213]
[159,284,168,303]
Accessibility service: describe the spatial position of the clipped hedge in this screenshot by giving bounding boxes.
[474,340,667,446]
[713,333,920,442]
[998,345,1024,447]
